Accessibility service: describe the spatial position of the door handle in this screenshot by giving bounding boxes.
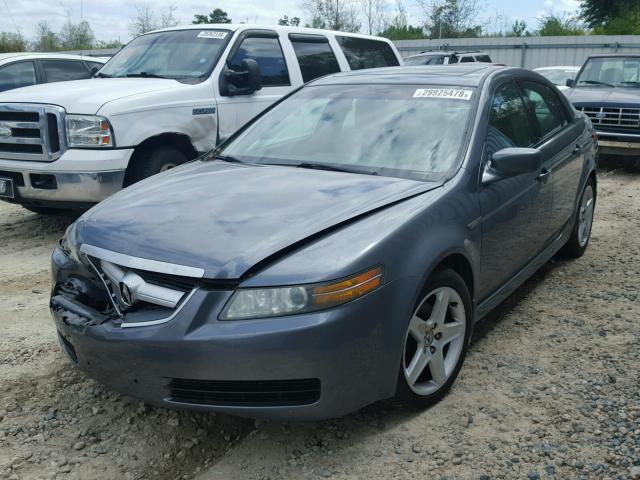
[573,144,584,154]
[538,168,551,183]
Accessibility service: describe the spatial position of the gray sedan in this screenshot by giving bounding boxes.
[50,65,597,420]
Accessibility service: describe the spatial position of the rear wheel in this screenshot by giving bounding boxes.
[393,269,472,408]
[124,146,187,186]
[561,177,596,258]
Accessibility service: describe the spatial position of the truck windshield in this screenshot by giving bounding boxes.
[576,57,640,87]
[218,84,474,181]
[99,29,231,80]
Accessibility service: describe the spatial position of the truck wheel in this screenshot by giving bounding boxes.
[124,146,187,186]
[23,205,69,215]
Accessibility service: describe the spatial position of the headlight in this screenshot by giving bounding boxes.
[220,266,383,320]
[65,114,114,147]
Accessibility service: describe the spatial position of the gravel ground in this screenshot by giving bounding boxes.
[1,165,638,480]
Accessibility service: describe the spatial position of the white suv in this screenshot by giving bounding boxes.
[0,25,401,213]
[404,51,492,66]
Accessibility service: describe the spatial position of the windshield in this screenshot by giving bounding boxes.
[99,29,230,80]
[218,84,474,181]
[405,55,446,66]
[537,69,577,86]
[576,57,640,87]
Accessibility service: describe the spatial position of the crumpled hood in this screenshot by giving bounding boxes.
[565,87,640,107]
[0,78,186,114]
[75,160,440,279]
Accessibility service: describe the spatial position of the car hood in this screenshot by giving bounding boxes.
[0,78,186,114]
[74,161,440,280]
[565,87,640,107]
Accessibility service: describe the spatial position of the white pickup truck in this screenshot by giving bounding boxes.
[0,24,401,213]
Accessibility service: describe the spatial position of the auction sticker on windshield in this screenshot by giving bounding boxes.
[197,31,228,39]
[413,88,473,100]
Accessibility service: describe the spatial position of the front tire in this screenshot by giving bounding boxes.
[561,177,596,258]
[393,268,472,408]
[124,146,187,186]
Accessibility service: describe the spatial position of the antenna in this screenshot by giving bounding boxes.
[2,0,18,34]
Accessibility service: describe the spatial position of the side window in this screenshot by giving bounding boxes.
[41,60,90,83]
[290,35,340,82]
[0,61,36,92]
[460,56,474,63]
[229,36,290,86]
[448,55,459,64]
[486,81,536,158]
[336,36,399,70]
[521,80,568,140]
[475,55,492,63]
[86,61,105,71]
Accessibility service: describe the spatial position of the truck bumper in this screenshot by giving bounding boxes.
[596,131,640,156]
[0,148,133,208]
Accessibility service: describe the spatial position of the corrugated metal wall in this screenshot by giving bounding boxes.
[394,35,640,69]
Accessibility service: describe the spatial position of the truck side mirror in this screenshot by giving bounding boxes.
[220,59,262,97]
[89,66,99,77]
[566,78,574,88]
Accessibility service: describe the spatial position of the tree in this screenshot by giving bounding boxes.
[192,8,232,24]
[360,0,389,35]
[0,32,27,53]
[160,4,179,29]
[278,15,301,26]
[510,19,528,37]
[380,1,424,39]
[129,5,157,37]
[421,0,483,39]
[303,0,360,32]
[59,14,95,50]
[537,13,585,36]
[579,0,640,34]
[33,22,60,51]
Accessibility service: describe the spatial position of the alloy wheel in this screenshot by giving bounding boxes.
[578,184,595,247]
[403,286,466,396]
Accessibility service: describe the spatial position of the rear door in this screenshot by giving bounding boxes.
[478,79,552,298]
[519,79,581,236]
[216,29,295,140]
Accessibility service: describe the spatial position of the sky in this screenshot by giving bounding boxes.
[0,0,581,44]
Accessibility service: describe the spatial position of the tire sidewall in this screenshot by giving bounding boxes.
[394,268,473,406]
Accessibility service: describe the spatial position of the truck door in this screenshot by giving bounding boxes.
[216,30,295,142]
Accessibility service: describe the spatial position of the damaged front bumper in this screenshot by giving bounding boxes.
[50,244,404,420]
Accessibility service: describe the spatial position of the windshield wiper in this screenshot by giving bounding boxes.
[263,161,378,176]
[618,81,640,87]
[213,154,245,164]
[125,72,169,79]
[95,72,112,78]
[578,80,614,87]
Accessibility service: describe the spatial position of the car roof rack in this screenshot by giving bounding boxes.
[418,49,482,55]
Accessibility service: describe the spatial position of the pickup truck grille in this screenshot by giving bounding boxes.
[579,106,640,129]
[0,104,65,162]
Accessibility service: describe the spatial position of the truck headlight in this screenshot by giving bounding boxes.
[65,114,114,147]
[220,266,383,320]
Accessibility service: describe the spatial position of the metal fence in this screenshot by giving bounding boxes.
[394,35,640,69]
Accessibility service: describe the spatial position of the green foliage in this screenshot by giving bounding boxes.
[59,17,95,50]
[380,25,424,40]
[537,14,586,36]
[510,19,528,37]
[33,22,60,51]
[0,32,27,53]
[192,8,232,24]
[278,15,301,26]
[426,0,483,39]
[94,39,123,49]
[579,0,637,27]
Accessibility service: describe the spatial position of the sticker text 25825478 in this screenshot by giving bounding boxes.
[413,88,473,100]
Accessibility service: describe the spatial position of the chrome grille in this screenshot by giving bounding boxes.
[579,106,640,129]
[0,103,66,162]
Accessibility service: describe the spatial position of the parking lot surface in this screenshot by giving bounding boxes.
[1,166,639,480]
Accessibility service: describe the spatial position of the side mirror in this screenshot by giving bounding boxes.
[220,58,262,96]
[89,66,99,77]
[566,78,574,88]
[483,148,542,184]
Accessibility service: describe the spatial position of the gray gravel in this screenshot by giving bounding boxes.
[0,165,638,480]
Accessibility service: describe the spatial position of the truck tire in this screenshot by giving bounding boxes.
[124,146,187,186]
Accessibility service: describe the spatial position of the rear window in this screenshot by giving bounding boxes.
[290,35,340,82]
[405,55,445,66]
[336,36,399,70]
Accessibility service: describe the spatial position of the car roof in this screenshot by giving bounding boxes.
[534,66,580,71]
[147,23,394,42]
[586,54,640,59]
[407,51,487,57]
[311,64,504,87]
[0,53,106,63]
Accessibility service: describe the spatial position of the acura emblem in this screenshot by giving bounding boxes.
[0,126,11,138]
[119,282,135,307]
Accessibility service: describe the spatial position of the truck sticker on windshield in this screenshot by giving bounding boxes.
[413,88,473,100]
[197,31,228,39]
